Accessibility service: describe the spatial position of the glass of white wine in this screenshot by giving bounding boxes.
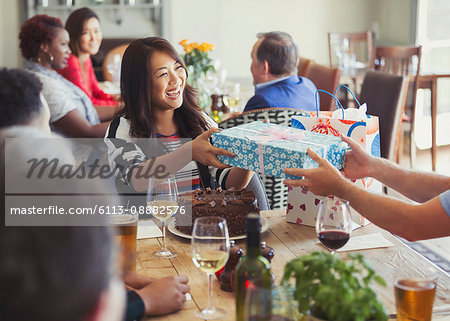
[192,217,230,319]
[147,176,179,259]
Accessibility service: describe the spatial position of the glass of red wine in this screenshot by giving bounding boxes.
[316,197,352,254]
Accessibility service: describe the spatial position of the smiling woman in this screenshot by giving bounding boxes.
[58,7,118,108]
[104,37,253,206]
[19,14,110,138]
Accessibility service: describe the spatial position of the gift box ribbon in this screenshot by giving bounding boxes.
[236,126,328,174]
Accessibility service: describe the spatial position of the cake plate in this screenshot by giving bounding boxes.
[167,217,270,240]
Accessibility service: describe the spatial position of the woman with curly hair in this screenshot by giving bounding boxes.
[105,37,252,198]
[19,14,113,137]
[58,7,118,108]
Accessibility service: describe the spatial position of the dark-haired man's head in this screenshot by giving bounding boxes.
[0,226,125,321]
[250,31,299,85]
[0,68,50,131]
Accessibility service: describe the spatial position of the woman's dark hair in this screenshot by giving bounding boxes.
[119,37,208,138]
[19,14,64,60]
[65,7,99,57]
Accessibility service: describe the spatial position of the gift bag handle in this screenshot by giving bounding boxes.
[334,84,361,107]
[315,89,345,119]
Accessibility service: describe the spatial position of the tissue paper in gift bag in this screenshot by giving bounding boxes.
[211,121,347,179]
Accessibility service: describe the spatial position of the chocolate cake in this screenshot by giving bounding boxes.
[176,187,260,237]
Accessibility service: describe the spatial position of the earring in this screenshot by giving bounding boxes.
[48,53,54,62]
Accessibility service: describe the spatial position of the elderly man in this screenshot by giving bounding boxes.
[244,31,317,112]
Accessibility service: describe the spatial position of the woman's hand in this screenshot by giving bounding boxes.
[283,148,348,197]
[192,128,235,169]
[339,134,374,180]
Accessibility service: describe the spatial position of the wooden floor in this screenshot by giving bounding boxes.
[393,141,450,271]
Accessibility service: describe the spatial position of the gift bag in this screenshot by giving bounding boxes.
[286,86,381,228]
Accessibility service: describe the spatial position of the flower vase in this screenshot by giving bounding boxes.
[189,75,210,110]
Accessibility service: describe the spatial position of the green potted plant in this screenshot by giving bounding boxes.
[282,251,388,321]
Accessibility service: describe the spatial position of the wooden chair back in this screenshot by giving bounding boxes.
[371,45,422,166]
[371,46,422,77]
[297,56,314,77]
[359,71,408,161]
[102,44,130,82]
[305,63,341,111]
[328,31,373,67]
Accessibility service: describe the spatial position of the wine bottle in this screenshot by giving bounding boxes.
[235,214,272,321]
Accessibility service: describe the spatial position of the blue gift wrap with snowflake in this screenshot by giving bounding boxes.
[211,121,347,179]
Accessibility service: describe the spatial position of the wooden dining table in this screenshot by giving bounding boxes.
[137,210,450,320]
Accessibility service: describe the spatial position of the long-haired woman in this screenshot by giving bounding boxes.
[59,7,118,109]
[105,37,252,196]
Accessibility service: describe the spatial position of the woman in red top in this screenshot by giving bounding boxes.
[58,7,118,112]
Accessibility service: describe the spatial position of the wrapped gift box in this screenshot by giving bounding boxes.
[211,121,347,179]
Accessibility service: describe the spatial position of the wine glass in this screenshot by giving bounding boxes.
[316,197,352,254]
[147,176,179,259]
[335,38,349,69]
[223,82,240,112]
[192,217,230,319]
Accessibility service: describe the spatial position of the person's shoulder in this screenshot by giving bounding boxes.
[31,70,65,93]
[298,76,317,90]
[67,54,78,64]
[106,116,131,139]
[244,94,270,111]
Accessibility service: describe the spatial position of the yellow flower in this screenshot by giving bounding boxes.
[184,44,194,54]
[191,42,199,49]
[198,42,210,52]
[179,39,189,47]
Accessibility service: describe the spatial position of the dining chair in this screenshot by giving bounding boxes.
[297,56,314,77]
[371,45,422,168]
[359,71,408,162]
[102,43,130,82]
[328,31,373,68]
[218,107,309,210]
[305,63,341,111]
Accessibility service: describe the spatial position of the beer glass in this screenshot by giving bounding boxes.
[394,264,437,321]
[110,208,138,272]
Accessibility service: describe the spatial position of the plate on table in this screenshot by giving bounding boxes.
[167,216,270,240]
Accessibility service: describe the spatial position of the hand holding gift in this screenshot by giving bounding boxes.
[283,148,345,197]
[283,135,373,198]
[339,134,375,181]
[192,128,235,169]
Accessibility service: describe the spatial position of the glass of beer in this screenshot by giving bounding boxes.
[110,208,138,272]
[394,264,437,321]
